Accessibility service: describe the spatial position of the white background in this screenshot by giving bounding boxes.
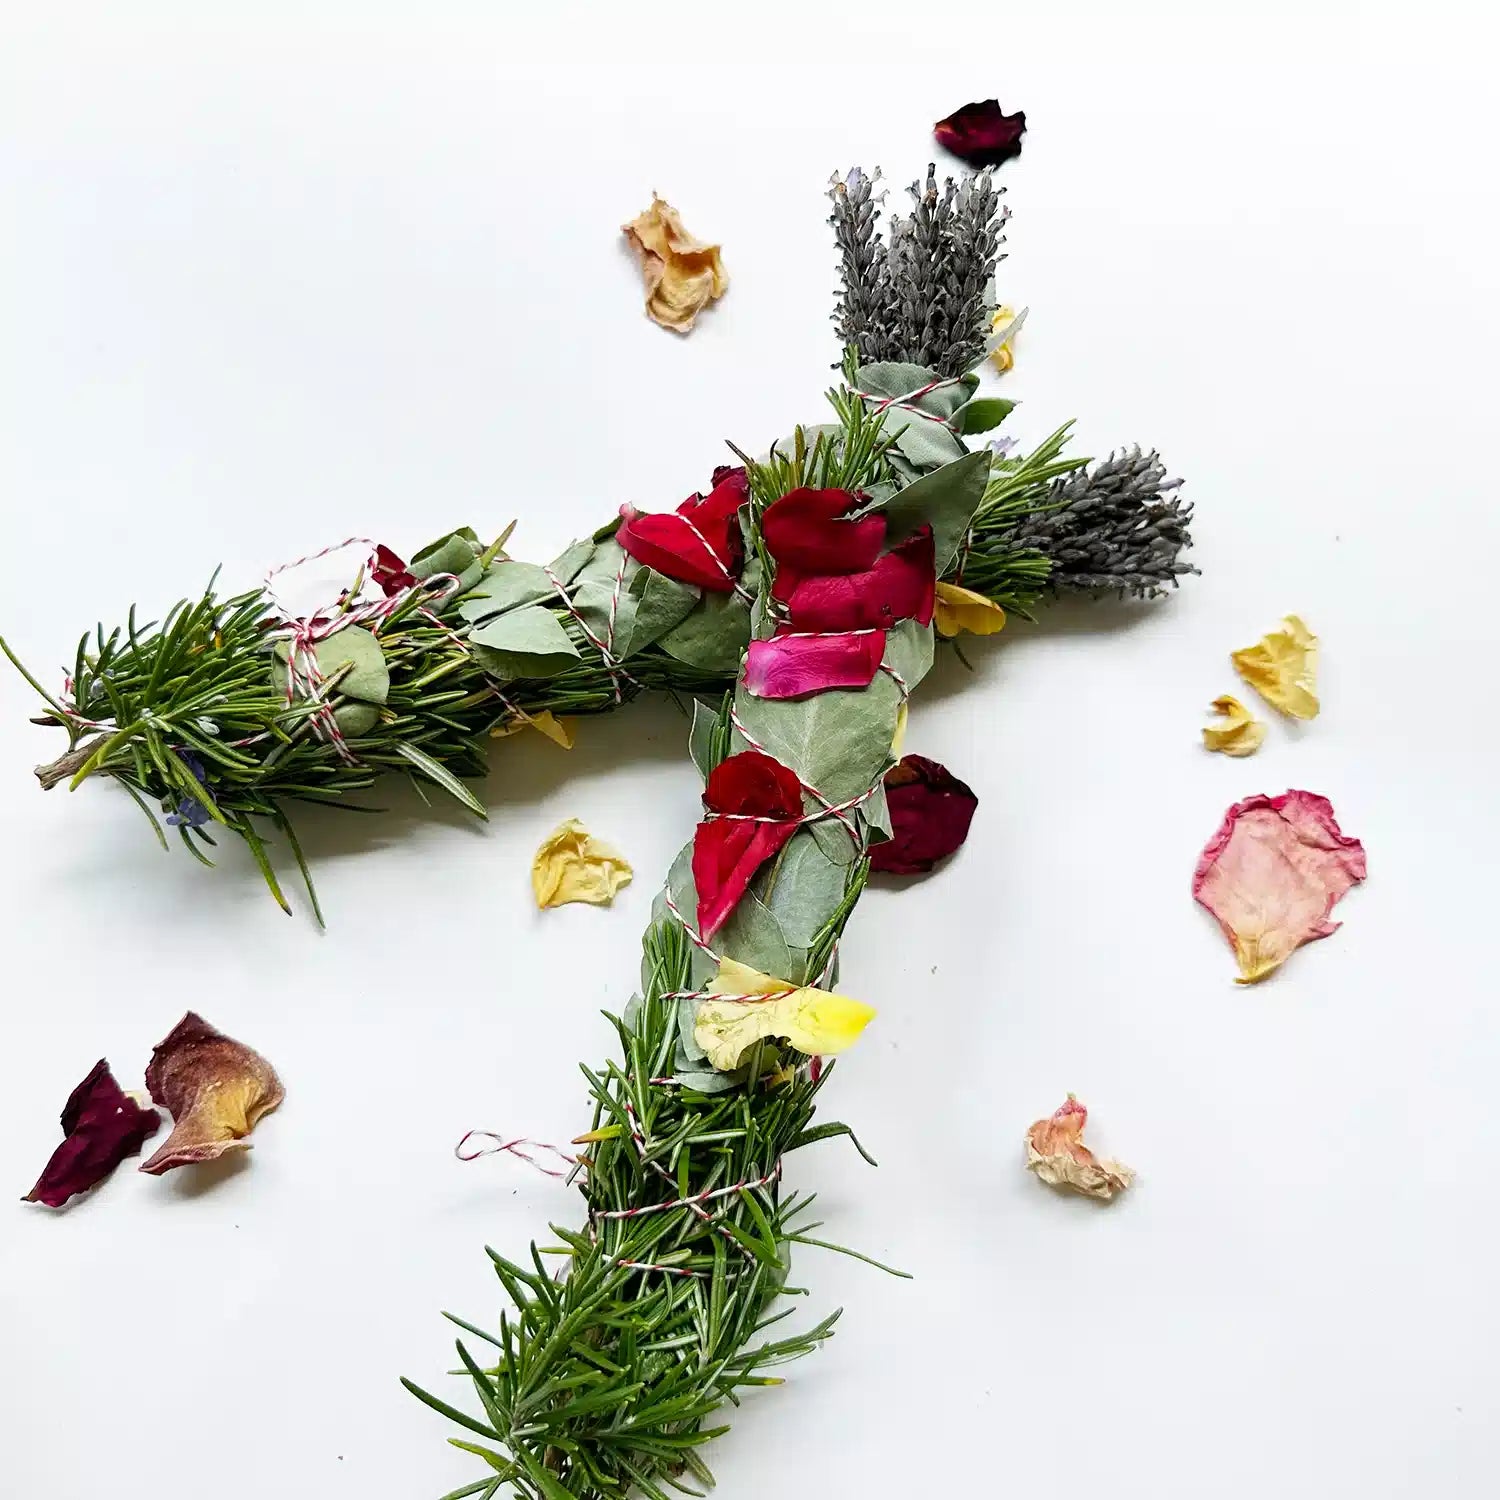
[2,4,1496,1497]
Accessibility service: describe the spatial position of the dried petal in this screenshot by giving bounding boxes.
[492,709,576,750]
[1202,695,1265,757]
[868,755,978,875]
[617,466,747,592]
[987,304,1022,374]
[693,751,804,940]
[1231,614,1319,719]
[532,818,634,909]
[933,580,1007,639]
[1026,1094,1134,1202]
[782,529,935,631]
[744,631,886,700]
[762,488,886,578]
[23,1060,161,1207]
[139,1013,283,1175]
[620,195,728,333]
[694,957,876,1072]
[934,99,1027,167]
[1193,790,1367,983]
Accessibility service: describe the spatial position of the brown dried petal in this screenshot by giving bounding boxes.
[24,1060,161,1208]
[139,1012,284,1175]
[1025,1094,1134,1202]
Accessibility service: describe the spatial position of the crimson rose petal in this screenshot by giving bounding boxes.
[693,750,804,940]
[371,544,417,597]
[618,466,748,592]
[869,755,979,875]
[784,528,935,632]
[934,99,1027,168]
[744,631,887,699]
[23,1060,161,1208]
[762,488,886,576]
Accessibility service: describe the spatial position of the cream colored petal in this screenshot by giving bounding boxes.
[1202,694,1266,757]
[621,196,728,334]
[1231,614,1319,719]
[695,960,876,1072]
[531,818,633,909]
[890,701,909,756]
[933,581,1007,639]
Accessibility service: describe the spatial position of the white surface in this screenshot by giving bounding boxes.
[2,5,1496,1497]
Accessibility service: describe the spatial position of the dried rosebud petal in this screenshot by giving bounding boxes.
[531,818,634,909]
[868,755,978,875]
[1231,614,1319,719]
[1193,790,1366,983]
[139,1013,284,1175]
[934,99,1028,168]
[24,1060,161,1208]
[1201,694,1266,757]
[620,196,728,333]
[1025,1095,1134,1202]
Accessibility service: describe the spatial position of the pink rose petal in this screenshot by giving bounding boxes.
[1192,790,1367,984]
[743,631,886,700]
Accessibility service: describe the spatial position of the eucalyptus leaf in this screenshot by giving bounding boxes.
[732,671,901,806]
[883,619,935,694]
[954,397,1016,435]
[468,606,582,681]
[865,778,892,842]
[457,561,556,625]
[658,592,751,675]
[810,817,860,867]
[547,537,595,588]
[409,530,484,592]
[688,698,725,781]
[880,449,991,572]
[855,361,976,475]
[273,626,389,706]
[715,888,800,984]
[622,568,699,657]
[757,830,847,950]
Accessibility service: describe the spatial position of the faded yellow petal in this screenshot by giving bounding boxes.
[492,709,576,749]
[694,957,876,1072]
[933,581,1007,639]
[531,818,633,909]
[1025,1094,1134,1203]
[891,701,909,757]
[1201,694,1266,757]
[621,196,728,334]
[1231,614,1319,719]
[988,304,1021,373]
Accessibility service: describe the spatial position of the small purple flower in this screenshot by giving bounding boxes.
[166,751,211,829]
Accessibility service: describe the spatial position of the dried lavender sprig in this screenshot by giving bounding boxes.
[829,164,1008,376]
[1001,446,1198,598]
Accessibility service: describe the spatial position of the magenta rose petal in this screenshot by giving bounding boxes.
[23,1060,161,1208]
[744,631,886,699]
[934,99,1027,168]
[869,754,979,875]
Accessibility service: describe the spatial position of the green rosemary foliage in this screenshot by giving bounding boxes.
[406,875,886,1500]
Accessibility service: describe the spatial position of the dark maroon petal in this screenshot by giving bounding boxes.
[23,1060,161,1208]
[934,99,1027,168]
[868,754,979,875]
[371,544,417,597]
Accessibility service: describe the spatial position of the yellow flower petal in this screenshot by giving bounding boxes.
[492,709,576,749]
[694,957,876,1072]
[891,701,909,757]
[988,304,1021,373]
[1201,694,1266,757]
[933,581,1008,639]
[1231,614,1319,719]
[621,196,728,334]
[531,818,633,909]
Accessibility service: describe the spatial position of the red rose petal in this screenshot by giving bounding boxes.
[743,630,886,699]
[934,99,1027,168]
[762,488,886,575]
[693,749,805,941]
[23,1060,161,1208]
[869,754,979,875]
[618,466,748,592]
[784,528,935,632]
[371,544,417,597]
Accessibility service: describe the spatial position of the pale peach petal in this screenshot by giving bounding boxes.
[1231,614,1319,719]
[1193,790,1366,983]
[621,196,728,334]
[1025,1094,1133,1202]
[1202,694,1266,757]
[139,1013,283,1175]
